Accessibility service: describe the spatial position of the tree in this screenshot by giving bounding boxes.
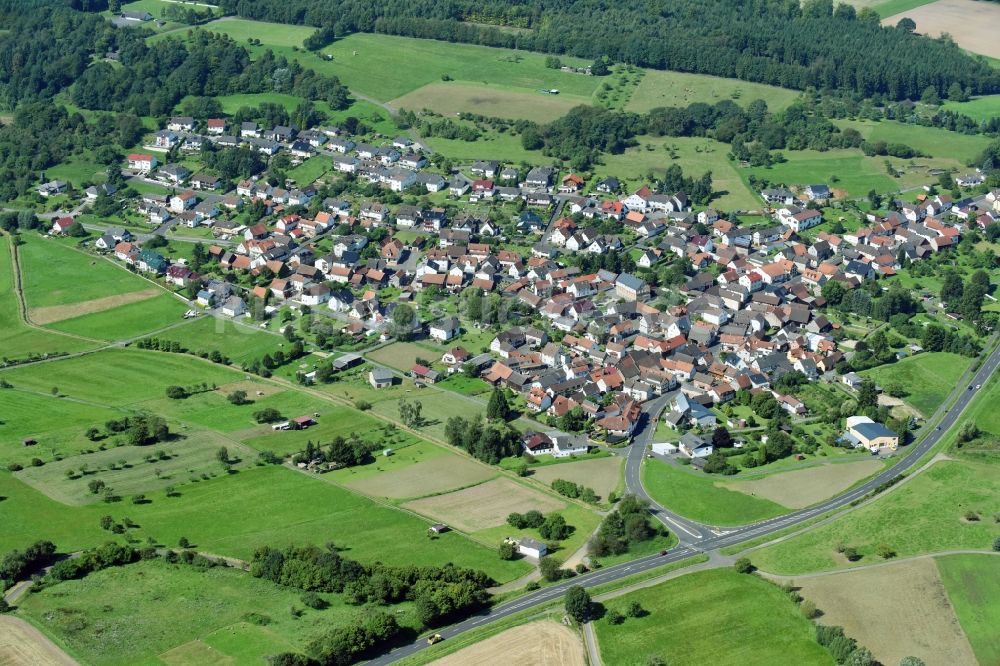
[564,585,591,622]
[540,557,564,582]
[899,658,926,666]
[390,304,417,340]
[486,387,510,421]
[625,600,645,618]
[216,447,230,464]
[165,385,188,400]
[941,272,964,305]
[711,426,733,449]
[734,557,755,573]
[920,85,940,106]
[227,390,249,405]
[606,608,624,624]
[178,536,190,548]
[498,541,516,560]
[856,380,878,411]
[895,16,917,32]
[254,408,284,424]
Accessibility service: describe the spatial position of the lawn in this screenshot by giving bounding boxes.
[16,559,381,665]
[0,237,96,360]
[594,568,833,666]
[943,94,1000,123]
[287,155,333,186]
[0,465,531,582]
[752,459,1000,574]
[642,458,789,526]
[45,292,189,340]
[626,69,800,113]
[18,236,152,309]
[391,81,587,123]
[154,316,286,365]
[860,351,970,416]
[44,156,106,188]
[937,554,1000,666]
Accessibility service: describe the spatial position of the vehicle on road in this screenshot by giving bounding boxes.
[660,549,669,556]
[427,634,443,645]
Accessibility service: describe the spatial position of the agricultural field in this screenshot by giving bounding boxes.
[368,341,439,372]
[391,82,584,123]
[594,568,833,666]
[0,616,75,666]
[153,315,287,365]
[883,0,1000,59]
[844,0,935,15]
[529,456,622,501]
[626,69,799,113]
[937,554,1000,665]
[722,459,884,510]
[860,352,970,416]
[642,459,789,526]
[751,459,1000,574]
[793,557,976,666]
[403,477,566,533]
[16,559,380,665]
[429,620,585,666]
[44,292,188,341]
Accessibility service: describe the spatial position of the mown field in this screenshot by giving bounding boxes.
[722,459,884,510]
[837,118,992,163]
[626,69,799,113]
[45,292,188,341]
[937,554,1000,665]
[17,559,388,665]
[860,351,970,416]
[594,568,833,666]
[642,458,789,526]
[943,94,1000,122]
[391,81,585,123]
[154,316,287,365]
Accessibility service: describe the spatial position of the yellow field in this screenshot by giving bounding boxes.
[530,457,622,500]
[723,460,884,509]
[0,616,77,666]
[403,477,566,532]
[391,82,586,123]
[884,0,1000,59]
[429,620,585,666]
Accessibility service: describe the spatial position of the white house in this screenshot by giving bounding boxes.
[516,537,547,560]
[429,316,460,342]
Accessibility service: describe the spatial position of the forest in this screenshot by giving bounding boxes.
[219,0,1000,100]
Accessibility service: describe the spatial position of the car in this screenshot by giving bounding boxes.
[659,549,669,556]
[968,385,973,390]
[976,384,981,389]
[427,634,444,645]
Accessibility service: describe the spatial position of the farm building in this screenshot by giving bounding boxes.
[843,416,898,452]
[517,537,547,560]
[369,368,395,389]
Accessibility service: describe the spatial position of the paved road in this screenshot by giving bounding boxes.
[369,340,1000,664]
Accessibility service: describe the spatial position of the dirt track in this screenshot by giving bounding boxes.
[0,616,78,666]
[428,620,584,666]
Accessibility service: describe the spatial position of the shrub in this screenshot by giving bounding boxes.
[992,536,1000,552]
[842,547,861,562]
[626,600,645,618]
[606,608,625,625]
[734,557,755,573]
[300,591,327,610]
[244,612,271,625]
[165,385,188,400]
[964,511,980,522]
[801,599,819,618]
[875,543,895,559]
[498,541,516,560]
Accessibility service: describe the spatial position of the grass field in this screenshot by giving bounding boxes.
[752,459,1000,574]
[594,568,833,666]
[19,237,152,309]
[837,119,991,164]
[16,559,377,665]
[368,341,437,371]
[0,237,96,360]
[642,459,789,526]
[860,352,970,416]
[723,459,884,509]
[14,433,257,505]
[937,554,1000,665]
[391,81,586,123]
[44,292,188,340]
[287,154,334,186]
[403,478,566,533]
[943,94,1000,122]
[154,316,286,365]
[29,288,162,326]
[0,465,530,582]
[44,157,106,188]
[794,557,976,666]
[430,620,584,666]
[529,457,622,501]
[626,69,799,113]
[846,0,936,15]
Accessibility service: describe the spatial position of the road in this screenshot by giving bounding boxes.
[370,339,1000,664]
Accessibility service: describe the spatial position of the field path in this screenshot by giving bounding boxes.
[583,622,603,666]
[0,616,78,666]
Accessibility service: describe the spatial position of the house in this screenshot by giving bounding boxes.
[517,537,547,559]
[369,368,395,389]
[844,416,898,451]
[37,180,67,197]
[137,249,167,274]
[679,433,713,458]
[221,296,247,317]
[167,116,195,132]
[558,173,584,193]
[120,10,152,20]
[804,184,831,201]
[411,364,440,384]
[429,316,460,342]
[153,130,179,149]
[955,172,985,188]
[596,177,620,193]
[51,217,76,234]
[206,118,226,134]
[522,430,588,458]
[525,166,555,189]
[842,372,865,389]
[128,153,157,173]
[615,273,649,301]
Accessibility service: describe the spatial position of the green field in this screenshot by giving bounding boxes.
[391,81,586,123]
[752,459,1000,574]
[17,559,381,665]
[155,316,286,365]
[287,155,334,186]
[594,568,833,666]
[849,0,938,16]
[837,119,992,163]
[943,94,1000,122]
[642,459,789,526]
[937,554,1000,665]
[44,156,106,188]
[45,292,188,340]
[19,236,153,309]
[626,69,800,113]
[0,237,96,360]
[860,352,970,416]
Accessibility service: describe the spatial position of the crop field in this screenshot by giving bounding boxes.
[403,477,566,532]
[861,352,970,416]
[44,292,188,340]
[529,456,622,501]
[29,287,163,326]
[642,459,789,526]
[0,465,530,581]
[0,239,96,359]
[943,94,1000,123]
[937,554,1000,665]
[430,620,585,666]
[0,390,124,467]
[0,616,75,666]
[14,432,257,505]
[794,556,976,666]
[335,441,496,500]
[18,237,152,309]
[723,459,884,509]
[883,0,1000,59]
[626,69,800,113]
[844,0,935,15]
[594,568,833,666]
[751,459,1000,574]
[16,559,376,666]
[837,119,992,164]
[154,316,286,365]
[391,82,586,123]
[595,136,760,211]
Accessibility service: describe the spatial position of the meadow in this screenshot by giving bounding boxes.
[626,69,800,113]
[722,459,884,509]
[16,559,381,665]
[154,316,287,365]
[937,554,1000,665]
[403,477,566,533]
[594,568,833,666]
[391,82,586,123]
[367,341,438,371]
[836,119,991,163]
[287,154,334,186]
[860,351,970,416]
[529,456,622,501]
[943,94,1000,123]
[642,459,789,526]
[44,292,188,341]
